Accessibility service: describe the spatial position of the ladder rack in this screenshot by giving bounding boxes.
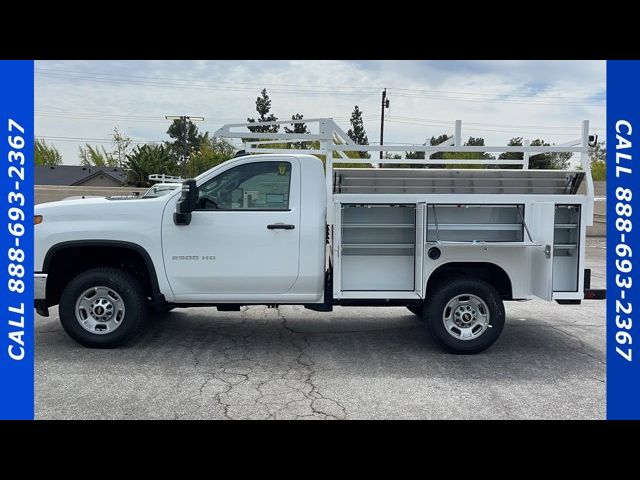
[213,118,594,225]
[149,173,183,183]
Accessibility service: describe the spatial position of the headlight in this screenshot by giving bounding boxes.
[34,215,43,225]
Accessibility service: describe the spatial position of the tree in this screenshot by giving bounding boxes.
[589,141,606,181]
[247,89,279,134]
[442,136,492,169]
[124,144,180,187]
[112,127,132,167]
[78,144,116,167]
[496,137,524,169]
[463,137,492,160]
[465,136,487,149]
[409,134,450,167]
[284,113,308,135]
[498,137,570,170]
[405,150,425,160]
[34,139,62,166]
[166,118,201,167]
[189,133,236,177]
[347,106,369,158]
[553,151,573,170]
[284,113,309,149]
[379,152,405,168]
[404,133,450,168]
[428,134,451,161]
[529,139,571,170]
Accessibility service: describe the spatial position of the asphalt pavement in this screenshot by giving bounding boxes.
[35,238,606,419]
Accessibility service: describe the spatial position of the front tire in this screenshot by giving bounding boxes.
[424,277,505,354]
[59,267,148,348]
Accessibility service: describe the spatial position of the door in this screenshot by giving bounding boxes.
[162,158,301,297]
[415,203,426,297]
[529,202,555,300]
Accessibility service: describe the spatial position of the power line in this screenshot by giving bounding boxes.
[34,110,376,125]
[36,68,604,107]
[35,109,604,134]
[36,135,163,144]
[36,67,604,101]
[36,70,380,97]
[389,85,604,101]
[389,91,603,107]
[386,115,606,130]
[35,67,383,93]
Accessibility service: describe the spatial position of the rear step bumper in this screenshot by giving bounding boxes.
[584,289,606,300]
[583,268,606,299]
[556,268,605,305]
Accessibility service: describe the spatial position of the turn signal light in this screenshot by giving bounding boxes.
[34,215,43,225]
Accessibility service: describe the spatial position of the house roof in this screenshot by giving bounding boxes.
[35,165,127,186]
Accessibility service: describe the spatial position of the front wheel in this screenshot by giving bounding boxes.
[59,267,148,348]
[424,277,505,354]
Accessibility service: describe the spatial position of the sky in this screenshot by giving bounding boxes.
[34,60,606,166]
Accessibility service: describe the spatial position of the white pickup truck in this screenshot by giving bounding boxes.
[34,119,605,353]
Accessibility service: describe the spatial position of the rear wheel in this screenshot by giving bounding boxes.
[59,267,147,348]
[424,277,505,354]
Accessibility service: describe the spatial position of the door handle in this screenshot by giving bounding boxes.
[267,223,295,230]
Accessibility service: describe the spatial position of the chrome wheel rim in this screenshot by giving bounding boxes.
[442,294,490,341]
[75,286,125,335]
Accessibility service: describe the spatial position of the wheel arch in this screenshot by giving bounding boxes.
[424,262,514,300]
[43,240,163,307]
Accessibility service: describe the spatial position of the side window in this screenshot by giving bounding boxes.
[197,161,292,211]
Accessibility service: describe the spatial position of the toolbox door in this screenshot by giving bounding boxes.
[530,203,555,301]
[415,202,426,297]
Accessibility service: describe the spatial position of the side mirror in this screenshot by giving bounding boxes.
[174,179,198,225]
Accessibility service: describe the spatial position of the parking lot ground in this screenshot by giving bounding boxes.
[35,238,606,420]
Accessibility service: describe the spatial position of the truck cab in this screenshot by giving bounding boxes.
[162,154,326,302]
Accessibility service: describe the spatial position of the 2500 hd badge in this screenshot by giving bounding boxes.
[172,255,216,261]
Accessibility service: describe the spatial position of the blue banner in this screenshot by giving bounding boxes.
[0,60,34,420]
[607,60,640,419]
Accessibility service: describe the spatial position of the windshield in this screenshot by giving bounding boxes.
[143,184,180,198]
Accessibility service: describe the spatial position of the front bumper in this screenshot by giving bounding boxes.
[34,273,49,317]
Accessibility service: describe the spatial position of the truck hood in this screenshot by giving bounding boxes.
[35,194,163,212]
[34,193,176,224]
[34,191,176,275]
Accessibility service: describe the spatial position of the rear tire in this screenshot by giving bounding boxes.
[59,267,148,348]
[424,277,505,354]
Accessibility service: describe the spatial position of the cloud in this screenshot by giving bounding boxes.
[35,60,605,165]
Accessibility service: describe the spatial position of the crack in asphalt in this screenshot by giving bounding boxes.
[278,308,347,420]
[544,324,606,366]
[169,308,347,420]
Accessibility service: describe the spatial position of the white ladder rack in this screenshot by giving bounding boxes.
[213,118,594,225]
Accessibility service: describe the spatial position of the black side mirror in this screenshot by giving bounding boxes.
[174,179,198,225]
